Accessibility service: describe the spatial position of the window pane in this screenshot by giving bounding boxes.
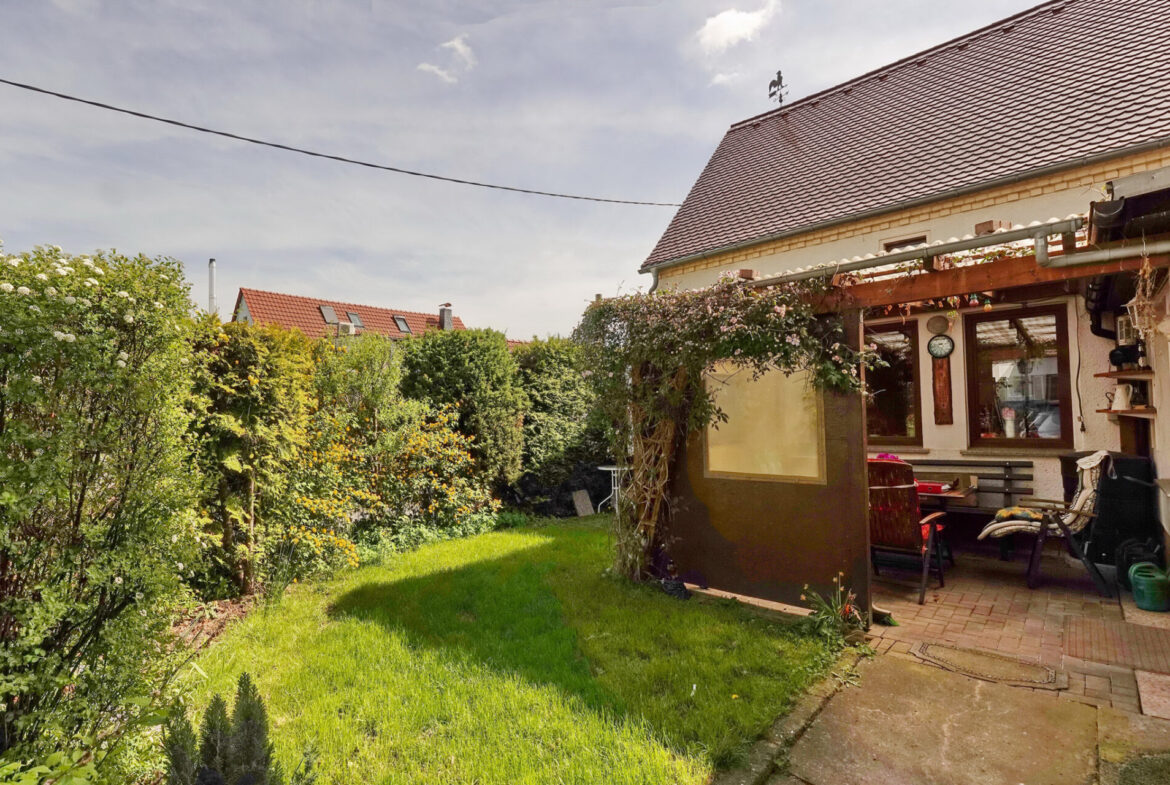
[970,312,1063,440]
[865,324,919,441]
[705,363,824,482]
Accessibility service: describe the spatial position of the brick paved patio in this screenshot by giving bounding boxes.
[869,550,1161,715]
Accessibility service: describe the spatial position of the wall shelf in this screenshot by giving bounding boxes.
[1096,408,1157,419]
[1094,370,1155,381]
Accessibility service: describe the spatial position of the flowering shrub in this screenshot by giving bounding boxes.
[365,408,500,550]
[801,574,866,644]
[574,274,875,579]
[0,245,195,755]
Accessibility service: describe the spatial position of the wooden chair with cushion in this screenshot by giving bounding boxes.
[868,459,947,605]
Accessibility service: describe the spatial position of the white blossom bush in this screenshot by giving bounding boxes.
[0,245,197,757]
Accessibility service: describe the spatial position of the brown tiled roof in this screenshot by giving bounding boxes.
[644,0,1170,271]
[233,288,466,340]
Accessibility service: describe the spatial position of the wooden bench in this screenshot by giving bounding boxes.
[901,458,1034,513]
[901,458,1035,560]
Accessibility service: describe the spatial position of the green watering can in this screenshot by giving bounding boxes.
[1128,562,1170,612]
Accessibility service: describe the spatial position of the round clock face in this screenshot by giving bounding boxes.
[927,334,955,359]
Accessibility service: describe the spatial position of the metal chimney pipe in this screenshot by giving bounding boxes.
[208,258,217,316]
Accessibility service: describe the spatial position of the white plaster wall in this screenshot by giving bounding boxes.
[660,186,1102,291]
[1145,321,1170,542]
[235,297,253,325]
[865,298,1119,501]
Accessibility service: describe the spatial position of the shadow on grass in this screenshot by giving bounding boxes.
[329,537,620,714]
[328,523,829,770]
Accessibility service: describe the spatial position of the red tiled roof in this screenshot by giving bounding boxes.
[644,0,1170,271]
[233,288,466,340]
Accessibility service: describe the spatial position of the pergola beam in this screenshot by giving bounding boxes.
[820,252,1170,312]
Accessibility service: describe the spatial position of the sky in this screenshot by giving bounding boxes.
[0,0,1041,338]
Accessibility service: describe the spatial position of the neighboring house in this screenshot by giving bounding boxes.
[643,0,1170,606]
[232,288,465,339]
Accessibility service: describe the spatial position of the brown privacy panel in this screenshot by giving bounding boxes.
[664,314,870,610]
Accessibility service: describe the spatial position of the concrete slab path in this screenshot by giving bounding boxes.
[787,656,1099,785]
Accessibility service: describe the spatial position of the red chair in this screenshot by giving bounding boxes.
[868,459,947,604]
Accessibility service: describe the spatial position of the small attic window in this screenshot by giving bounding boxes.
[319,305,338,324]
[883,235,928,253]
[347,312,364,328]
[393,316,411,334]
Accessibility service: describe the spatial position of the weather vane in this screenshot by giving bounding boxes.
[768,70,788,105]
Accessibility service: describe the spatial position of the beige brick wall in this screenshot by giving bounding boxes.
[658,145,1170,283]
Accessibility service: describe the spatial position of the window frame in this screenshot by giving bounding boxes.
[864,320,923,447]
[393,315,412,334]
[963,303,1073,450]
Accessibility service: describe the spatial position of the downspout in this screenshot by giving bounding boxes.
[649,267,660,293]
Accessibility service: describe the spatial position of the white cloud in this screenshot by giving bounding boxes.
[441,34,476,70]
[417,62,457,84]
[709,71,741,86]
[697,0,779,56]
[418,33,476,83]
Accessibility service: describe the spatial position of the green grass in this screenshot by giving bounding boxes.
[190,516,838,785]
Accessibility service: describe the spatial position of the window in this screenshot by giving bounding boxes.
[347,311,364,328]
[319,305,338,324]
[393,316,411,334]
[704,363,825,483]
[883,235,927,253]
[865,322,921,445]
[964,304,1072,448]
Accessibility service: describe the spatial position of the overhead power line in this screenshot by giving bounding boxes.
[0,77,682,207]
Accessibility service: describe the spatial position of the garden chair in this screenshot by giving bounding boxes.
[868,459,947,605]
[977,450,1112,597]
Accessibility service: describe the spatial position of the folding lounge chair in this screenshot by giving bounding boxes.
[978,451,1112,597]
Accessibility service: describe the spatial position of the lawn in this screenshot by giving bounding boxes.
[189,516,838,785]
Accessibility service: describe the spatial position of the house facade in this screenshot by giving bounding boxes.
[232,288,465,340]
[642,0,1170,604]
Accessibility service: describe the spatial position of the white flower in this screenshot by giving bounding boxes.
[16,286,29,295]
[35,273,48,281]
[113,576,123,585]
[176,562,184,571]
[53,330,66,341]
[84,278,97,287]
[118,351,129,360]
[135,591,144,601]
[64,295,76,304]
[56,267,71,276]
[6,259,17,267]
[52,245,61,252]
[115,291,129,298]
[31,375,42,384]
[123,313,134,324]
[64,333,75,343]
[0,283,12,293]
[115,359,127,368]
[154,301,163,309]
[93,267,104,275]
[160,274,169,281]
[45,286,57,296]
[28,305,40,314]
[79,298,92,307]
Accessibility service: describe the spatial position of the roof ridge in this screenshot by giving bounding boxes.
[730,0,1075,130]
[238,287,453,321]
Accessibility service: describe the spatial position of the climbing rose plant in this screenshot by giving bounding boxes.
[573,274,873,580]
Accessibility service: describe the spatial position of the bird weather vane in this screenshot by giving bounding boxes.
[768,70,788,105]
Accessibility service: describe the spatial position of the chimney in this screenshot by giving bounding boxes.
[439,303,453,331]
[208,258,217,316]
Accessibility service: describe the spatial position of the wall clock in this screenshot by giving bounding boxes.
[927,334,955,359]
